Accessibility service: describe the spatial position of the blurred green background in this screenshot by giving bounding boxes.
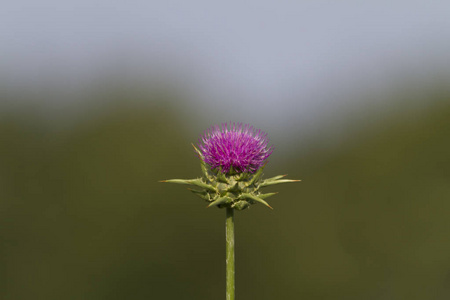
[1,85,449,299]
[3,1,450,299]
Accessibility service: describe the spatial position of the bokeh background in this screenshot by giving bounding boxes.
[2,1,450,299]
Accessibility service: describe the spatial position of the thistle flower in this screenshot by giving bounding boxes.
[161,122,300,300]
[161,122,299,211]
[199,123,273,174]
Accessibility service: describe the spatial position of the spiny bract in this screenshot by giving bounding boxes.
[161,123,299,210]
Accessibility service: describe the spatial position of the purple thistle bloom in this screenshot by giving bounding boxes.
[198,123,274,174]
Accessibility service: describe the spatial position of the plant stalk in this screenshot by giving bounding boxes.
[226,207,235,300]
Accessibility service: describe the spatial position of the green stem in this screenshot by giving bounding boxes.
[226,207,235,300]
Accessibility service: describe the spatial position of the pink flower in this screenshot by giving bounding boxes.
[198,123,273,173]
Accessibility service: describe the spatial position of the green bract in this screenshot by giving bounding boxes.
[161,145,299,210]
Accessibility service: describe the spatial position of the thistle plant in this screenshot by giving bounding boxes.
[161,123,299,300]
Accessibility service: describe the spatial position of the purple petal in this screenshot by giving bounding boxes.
[198,123,274,173]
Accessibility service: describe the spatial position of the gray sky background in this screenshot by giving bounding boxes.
[2,1,450,143]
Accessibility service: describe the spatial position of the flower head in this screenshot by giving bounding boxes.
[162,122,299,210]
[198,123,274,174]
